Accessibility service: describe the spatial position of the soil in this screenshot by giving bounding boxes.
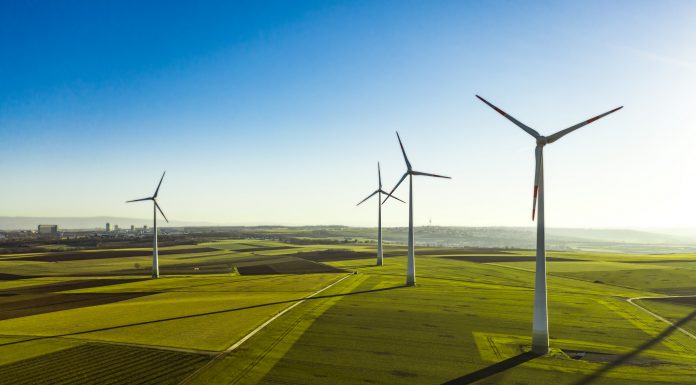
[9,248,220,262]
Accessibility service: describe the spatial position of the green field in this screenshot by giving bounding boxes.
[1,239,696,384]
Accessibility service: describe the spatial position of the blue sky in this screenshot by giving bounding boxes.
[1,1,696,228]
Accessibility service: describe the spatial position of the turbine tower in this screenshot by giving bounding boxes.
[357,162,404,266]
[476,95,622,354]
[383,132,450,286]
[126,171,169,279]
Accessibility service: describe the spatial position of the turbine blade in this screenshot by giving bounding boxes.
[153,171,166,198]
[476,95,540,139]
[126,197,152,203]
[395,132,412,170]
[357,190,379,206]
[378,162,382,189]
[532,146,542,221]
[383,172,408,204]
[380,189,405,204]
[412,170,451,179]
[155,202,169,223]
[546,106,623,144]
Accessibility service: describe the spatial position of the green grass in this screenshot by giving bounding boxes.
[188,248,696,384]
[0,343,210,384]
[0,337,79,366]
[554,267,696,295]
[1,239,696,384]
[495,260,671,272]
[199,239,295,250]
[0,273,343,351]
[636,298,696,337]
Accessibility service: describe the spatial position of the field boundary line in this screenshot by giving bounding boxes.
[228,274,367,385]
[178,272,354,385]
[224,273,353,352]
[0,333,218,356]
[487,262,660,297]
[627,297,696,341]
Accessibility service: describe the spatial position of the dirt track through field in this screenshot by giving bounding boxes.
[177,273,354,384]
[627,296,696,341]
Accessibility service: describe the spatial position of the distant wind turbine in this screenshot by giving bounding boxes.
[357,162,404,266]
[476,95,622,354]
[383,132,451,286]
[126,171,169,279]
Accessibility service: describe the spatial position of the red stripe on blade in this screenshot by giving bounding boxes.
[532,185,539,221]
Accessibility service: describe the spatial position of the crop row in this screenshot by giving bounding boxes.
[0,343,209,385]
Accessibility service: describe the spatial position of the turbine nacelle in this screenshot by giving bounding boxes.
[125,171,169,279]
[383,132,450,204]
[358,162,399,268]
[385,131,450,286]
[476,95,622,221]
[357,162,405,206]
[477,94,622,354]
[126,171,169,223]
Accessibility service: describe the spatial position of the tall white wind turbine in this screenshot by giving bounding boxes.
[383,132,450,286]
[126,171,169,279]
[357,162,405,266]
[476,95,622,354]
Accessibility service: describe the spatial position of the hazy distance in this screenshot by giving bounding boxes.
[2,1,695,228]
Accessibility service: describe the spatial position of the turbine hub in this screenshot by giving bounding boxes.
[536,136,548,146]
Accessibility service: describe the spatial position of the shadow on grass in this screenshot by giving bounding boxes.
[572,307,696,385]
[341,263,382,270]
[0,282,407,348]
[442,351,540,384]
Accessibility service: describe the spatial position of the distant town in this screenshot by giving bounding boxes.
[4,223,696,255]
[6,222,155,241]
[0,223,199,250]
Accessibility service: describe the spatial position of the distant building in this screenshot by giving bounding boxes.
[106,223,111,232]
[37,225,58,236]
[143,225,147,230]
[114,224,119,231]
[130,225,135,231]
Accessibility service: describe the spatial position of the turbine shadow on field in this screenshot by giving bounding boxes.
[441,351,540,384]
[572,307,696,385]
[0,282,406,348]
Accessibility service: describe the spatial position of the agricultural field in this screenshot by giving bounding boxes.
[1,239,696,384]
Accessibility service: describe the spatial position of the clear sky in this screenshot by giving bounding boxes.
[2,0,695,228]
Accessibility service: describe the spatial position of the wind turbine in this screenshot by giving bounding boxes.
[476,95,622,354]
[383,132,450,286]
[357,162,405,266]
[127,171,169,279]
